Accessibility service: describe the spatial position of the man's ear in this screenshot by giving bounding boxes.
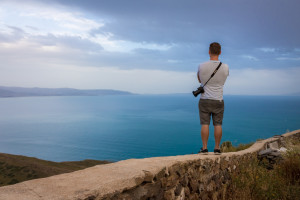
[219,50,222,55]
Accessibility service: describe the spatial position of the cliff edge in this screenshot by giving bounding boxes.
[0,129,299,200]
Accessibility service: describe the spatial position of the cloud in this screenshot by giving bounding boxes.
[31,34,104,52]
[1,0,300,71]
[90,33,173,52]
[276,57,300,61]
[0,53,299,95]
[0,62,197,94]
[0,25,25,43]
[225,67,300,95]
[0,1,104,44]
[37,0,300,48]
[259,48,276,53]
[0,0,299,95]
[241,55,259,61]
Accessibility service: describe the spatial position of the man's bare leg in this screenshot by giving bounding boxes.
[201,125,209,149]
[214,125,222,149]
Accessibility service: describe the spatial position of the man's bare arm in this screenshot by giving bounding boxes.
[197,71,201,83]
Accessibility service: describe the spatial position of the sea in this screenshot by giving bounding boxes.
[0,94,299,162]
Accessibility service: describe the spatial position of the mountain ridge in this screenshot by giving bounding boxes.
[0,86,134,97]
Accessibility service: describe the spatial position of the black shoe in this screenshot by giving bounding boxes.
[214,149,221,155]
[198,147,208,154]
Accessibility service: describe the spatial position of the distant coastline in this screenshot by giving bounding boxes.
[0,86,134,98]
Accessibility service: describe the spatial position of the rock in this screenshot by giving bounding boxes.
[142,170,154,183]
[268,141,279,149]
[184,186,191,197]
[175,187,185,200]
[189,179,198,193]
[212,191,219,200]
[190,193,200,200]
[155,167,168,181]
[225,156,230,162]
[269,151,281,157]
[164,188,175,200]
[227,167,231,173]
[179,174,189,187]
[279,147,287,152]
[258,142,287,170]
[198,183,205,193]
[206,181,215,192]
[174,184,182,196]
[258,148,277,156]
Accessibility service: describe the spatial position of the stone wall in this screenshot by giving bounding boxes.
[106,154,247,200]
[0,130,299,200]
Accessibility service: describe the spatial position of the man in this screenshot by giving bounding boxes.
[197,42,229,154]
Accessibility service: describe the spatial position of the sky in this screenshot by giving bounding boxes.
[0,0,300,95]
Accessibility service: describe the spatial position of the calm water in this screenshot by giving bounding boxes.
[0,95,299,162]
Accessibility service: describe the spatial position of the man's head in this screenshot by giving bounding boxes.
[209,42,221,56]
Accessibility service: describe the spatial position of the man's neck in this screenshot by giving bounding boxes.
[210,55,219,61]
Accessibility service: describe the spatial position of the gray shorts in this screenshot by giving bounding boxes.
[198,99,224,126]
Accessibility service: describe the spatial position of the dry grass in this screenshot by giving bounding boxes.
[224,136,300,200]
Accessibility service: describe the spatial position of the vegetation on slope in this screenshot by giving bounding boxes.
[0,153,112,187]
[220,140,254,152]
[224,136,300,200]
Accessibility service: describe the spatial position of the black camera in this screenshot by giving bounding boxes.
[192,86,204,97]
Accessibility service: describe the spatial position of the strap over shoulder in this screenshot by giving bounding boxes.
[203,62,222,87]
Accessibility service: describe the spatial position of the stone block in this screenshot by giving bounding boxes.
[212,191,219,200]
[279,147,287,152]
[188,179,198,193]
[161,177,168,188]
[268,141,279,149]
[131,182,161,199]
[155,167,168,181]
[164,188,175,200]
[227,166,231,173]
[198,183,205,193]
[184,186,190,197]
[220,160,229,170]
[174,184,182,196]
[206,180,215,192]
[161,175,179,189]
[258,148,277,156]
[168,163,181,176]
[269,151,281,157]
[134,176,144,185]
[142,170,154,183]
[179,174,189,187]
[175,187,185,200]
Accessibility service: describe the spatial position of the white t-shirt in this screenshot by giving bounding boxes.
[197,60,229,100]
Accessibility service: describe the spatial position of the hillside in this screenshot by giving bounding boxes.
[0,86,133,97]
[0,152,112,186]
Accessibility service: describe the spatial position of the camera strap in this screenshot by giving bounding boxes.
[202,62,222,87]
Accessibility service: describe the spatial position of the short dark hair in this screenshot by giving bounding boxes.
[209,42,221,55]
